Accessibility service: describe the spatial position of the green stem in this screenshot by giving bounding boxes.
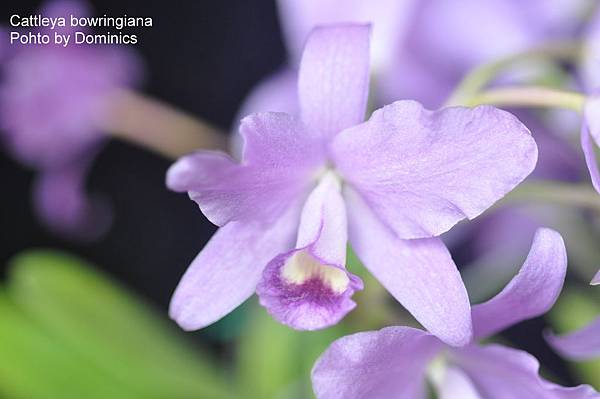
[499,181,600,213]
[446,41,581,106]
[466,86,585,112]
[101,89,228,159]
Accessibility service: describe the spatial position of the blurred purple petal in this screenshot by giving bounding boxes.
[169,203,301,331]
[524,112,583,181]
[332,101,537,239]
[545,268,600,360]
[40,0,90,35]
[298,24,370,139]
[379,54,455,109]
[582,7,600,91]
[395,0,587,106]
[166,113,325,225]
[33,155,110,239]
[311,327,441,399]
[581,97,600,193]
[235,68,299,117]
[546,317,600,360]
[471,228,567,339]
[257,173,362,330]
[581,125,600,194]
[454,344,599,399]
[345,187,472,347]
[592,270,600,285]
[0,44,137,168]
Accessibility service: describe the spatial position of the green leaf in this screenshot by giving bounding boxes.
[235,300,347,399]
[548,287,600,389]
[0,290,136,399]
[6,249,233,399]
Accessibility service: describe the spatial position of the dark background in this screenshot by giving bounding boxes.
[0,0,578,386]
[0,0,284,308]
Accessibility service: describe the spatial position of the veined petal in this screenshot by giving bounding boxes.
[298,24,370,140]
[331,100,537,239]
[166,112,324,226]
[471,228,567,339]
[453,344,599,399]
[256,173,362,330]
[169,202,301,331]
[546,316,600,360]
[345,187,472,347]
[581,97,600,194]
[312,327,441,399]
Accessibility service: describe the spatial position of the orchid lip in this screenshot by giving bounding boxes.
[280,250,351,294]
[256,247,363,331]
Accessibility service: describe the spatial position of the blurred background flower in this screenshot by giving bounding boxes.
[1,0,142,239]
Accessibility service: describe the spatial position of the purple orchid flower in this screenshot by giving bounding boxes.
[545,269,600,360]
[312,228,600,399]
[167,24,537,346]
[0,0,140,237]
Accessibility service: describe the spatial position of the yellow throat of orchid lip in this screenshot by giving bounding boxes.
[280,251,350,294]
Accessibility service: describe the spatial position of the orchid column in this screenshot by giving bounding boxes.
[167,24,538,346]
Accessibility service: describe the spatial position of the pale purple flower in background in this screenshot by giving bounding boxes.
[0,0,141,237]
[167,24,537,346]
[546,269,600,360]
[388,0,591,107]
[312,229,600,399]
[237,0,590,124]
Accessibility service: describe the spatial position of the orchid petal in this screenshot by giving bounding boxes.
[331,101,537,239]
[546,316,600,360]
[257,173,362,330]
[471,228,567,339]
[345,187,472,347]
[312,327,441,399]
[454,344,599,399]
[169,203,300,331]
[298,24,370,140]
[166,112,324,226]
